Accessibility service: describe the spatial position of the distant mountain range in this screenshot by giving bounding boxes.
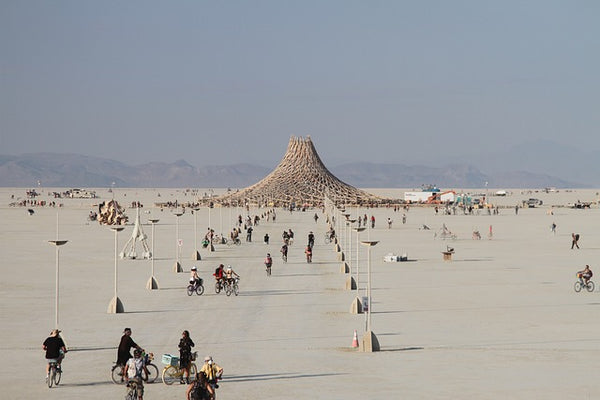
[0,145,589,189]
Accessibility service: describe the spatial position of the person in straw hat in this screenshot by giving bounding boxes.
[42,329,67,379]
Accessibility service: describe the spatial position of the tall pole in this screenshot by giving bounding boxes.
[193,207,201,260]
[360,240,379,352]
[108,226,125,313]
[147,219,159,289]
[48,210,68,327]
[173,212,183,272]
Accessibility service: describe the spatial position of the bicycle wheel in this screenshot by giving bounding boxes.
[235,239,241,246]
[112,364,125,384]
[54,368,61,386]
[162,365,179,385]
[215,282,221,294]
[144,363,159,383]
[187,285,194,296]
[574,281,582,292]
[225,283,232,296]
[189,363,197,380]
[234,283,239,296]
[587,281,595,292]
[125,383,137,400]
[47,366,55,388]
[324,236,330,244]
[196,285,205,296]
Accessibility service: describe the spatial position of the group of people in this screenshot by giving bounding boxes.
[117,328,223,400]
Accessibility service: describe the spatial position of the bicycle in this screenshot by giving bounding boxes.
[125,380,139,400]
[324,233,335,244]
[574,275,595,292]
[214,278,225,294]
[112,352,158,384]
[227,237,241,246]
[47,361,61,388]
[187,278,205,296]
[161,352,197,385]
[224,277,240,296]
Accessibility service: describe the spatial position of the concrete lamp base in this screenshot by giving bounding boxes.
[350,296,363,314]
[337,252,345,262]
[146,276,159,290]
[192,251,201,261]
[345,276,357,290]
[107,296,125,314]
[173,261,183,273]
[359,330,380,352]
[340,262,350,273]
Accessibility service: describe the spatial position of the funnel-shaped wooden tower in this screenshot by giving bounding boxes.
[215,136,381,206]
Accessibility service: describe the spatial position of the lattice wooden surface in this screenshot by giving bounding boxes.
[215,136,382,207]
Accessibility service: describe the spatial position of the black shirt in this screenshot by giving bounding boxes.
[43,336,65,359]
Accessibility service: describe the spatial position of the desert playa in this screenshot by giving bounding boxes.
[2,187,600,399]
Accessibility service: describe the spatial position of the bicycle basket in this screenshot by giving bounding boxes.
[161,354,179,366]
[191,351,198,361]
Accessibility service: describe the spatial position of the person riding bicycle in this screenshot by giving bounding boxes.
[328,228,335,241]
[43,329,67,380]
[224,265,239,286]
[199,355,223,392]
[190,267,201,288]
[213,264,225,284]
[264,253,273,272]
[577,264,593,286]
[124,348,147,400]
[117,328,143,372]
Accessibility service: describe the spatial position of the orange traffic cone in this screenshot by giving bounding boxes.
[352,330,359,348]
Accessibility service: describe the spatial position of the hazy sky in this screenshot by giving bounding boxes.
[1,1,599,167]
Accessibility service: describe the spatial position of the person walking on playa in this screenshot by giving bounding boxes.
[370,215,375,228]
[305,244,313,263]
[571,233,580,249]
[551,222,557,234]
[387,217,393,229]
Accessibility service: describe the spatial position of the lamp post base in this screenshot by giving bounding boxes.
[359,330,380,352]
[173,261,183,273]
[146,276,159,290]
[345,276,356,290]
[192,251,201,261]
[350,296,363,314]
[107,296,125,313]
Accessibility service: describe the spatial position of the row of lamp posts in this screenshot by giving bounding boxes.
[327,198,379,352]
[49,201,213,325]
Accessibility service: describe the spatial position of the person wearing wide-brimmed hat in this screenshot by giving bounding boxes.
[43,329,67,379]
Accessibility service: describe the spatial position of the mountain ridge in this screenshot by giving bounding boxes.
[0,152,587,189]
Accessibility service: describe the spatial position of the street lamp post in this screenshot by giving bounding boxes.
[47,210,68,328]
[146,219,159,290]
[192,207,201,260]
[350,226,366,314]
[108,226,125,313]
[173,212,184,272]
[360,240,380,352]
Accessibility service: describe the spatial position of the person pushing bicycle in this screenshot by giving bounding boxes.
[124,349,147,400]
